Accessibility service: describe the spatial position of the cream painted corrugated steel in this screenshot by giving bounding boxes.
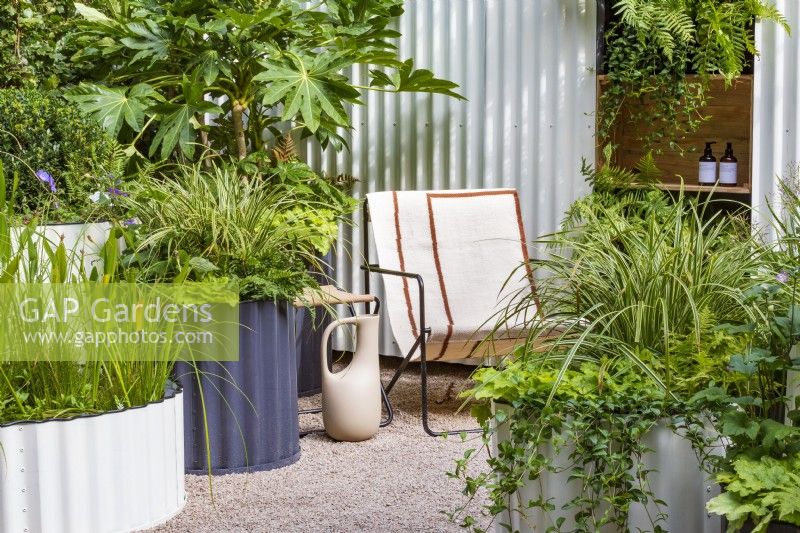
[752,0,800,236]
[305,0,597,355]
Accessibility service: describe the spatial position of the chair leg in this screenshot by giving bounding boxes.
[419,343,482,438]
[379,384,393,427]
[383,333,424,395]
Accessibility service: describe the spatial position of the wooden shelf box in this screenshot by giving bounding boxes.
[596,74,753,195]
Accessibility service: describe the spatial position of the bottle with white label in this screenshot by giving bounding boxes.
[698,141,717,184]
[719,142,738,186]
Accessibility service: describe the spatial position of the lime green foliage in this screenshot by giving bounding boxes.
[0,88,122,222]
[707,454,800,533]
[468,358,653,411]
[67,0,462,160]
[0,0,87,88]
[599,0,789,155]
[266,161,357,256]
[124,161,337,301]
[666,310,750,396]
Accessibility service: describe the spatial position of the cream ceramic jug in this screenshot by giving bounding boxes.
[320,314,381,441]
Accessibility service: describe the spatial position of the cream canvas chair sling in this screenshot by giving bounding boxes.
[361,188,541,436]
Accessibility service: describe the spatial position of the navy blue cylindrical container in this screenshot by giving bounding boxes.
[177,299,300,475]
[296,252,334,397]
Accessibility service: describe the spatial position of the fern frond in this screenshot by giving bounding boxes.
[635,152,662,183]
[272,135,297,163]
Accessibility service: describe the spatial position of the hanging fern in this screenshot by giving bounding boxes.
[615,0,696,61]
[614,0,789,82]
[599,0,790,160]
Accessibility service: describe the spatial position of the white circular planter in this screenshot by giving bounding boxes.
[12,222,114,280]
[627,420,722,533]
[0,391,185,533]
[492,406,720,533]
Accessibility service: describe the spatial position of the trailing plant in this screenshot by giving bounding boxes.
[122,160,329,301]
[448,358,711,532]
[0,88,124,222]
[598,0,789,157]
[67,0,463,161]
[451,191,766,532]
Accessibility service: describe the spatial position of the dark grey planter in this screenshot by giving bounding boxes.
[296,252,334,397]
[737,520,800,533]
[295,307,330,397]
[177,299,300,475]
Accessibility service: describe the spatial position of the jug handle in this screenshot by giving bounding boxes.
[320,316,360,378]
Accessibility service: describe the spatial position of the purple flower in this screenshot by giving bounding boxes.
[122,218,136,227]
[777,271,790,283]
[35,170,56,193]
[107,186,129,197]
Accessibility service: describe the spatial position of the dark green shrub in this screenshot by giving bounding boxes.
[0,1,86,89]
[0,88,120,222]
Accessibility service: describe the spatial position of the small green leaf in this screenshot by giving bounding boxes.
[74,3,111,23]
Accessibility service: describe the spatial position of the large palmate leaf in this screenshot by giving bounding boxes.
[121,20,170,67]
[369,58,465,99]
[148,76,222,159]
[65,83,161,137]
[255,52,359,132]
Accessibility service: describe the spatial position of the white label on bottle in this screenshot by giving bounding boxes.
[719,162,738,185]
[699,161,717,184]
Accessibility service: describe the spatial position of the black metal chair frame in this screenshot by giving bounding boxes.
[299,298,394,438]
[361,203,481,437]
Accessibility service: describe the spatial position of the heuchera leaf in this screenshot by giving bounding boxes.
[721,411,760,441]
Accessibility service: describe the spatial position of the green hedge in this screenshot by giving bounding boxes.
[0,1,86,89]
[0,88,119,222]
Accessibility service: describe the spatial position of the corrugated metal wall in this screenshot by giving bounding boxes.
[752,0,800,236]
[304,0,597,355]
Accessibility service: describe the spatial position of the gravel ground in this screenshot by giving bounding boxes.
[148,357,491,533]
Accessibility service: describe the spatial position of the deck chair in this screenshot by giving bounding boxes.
[361,189,542,436]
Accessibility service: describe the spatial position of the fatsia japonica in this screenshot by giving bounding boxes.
[67,0,463,161]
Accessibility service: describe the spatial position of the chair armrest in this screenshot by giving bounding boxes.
[361,264,429,336]
[361,263,423,283]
